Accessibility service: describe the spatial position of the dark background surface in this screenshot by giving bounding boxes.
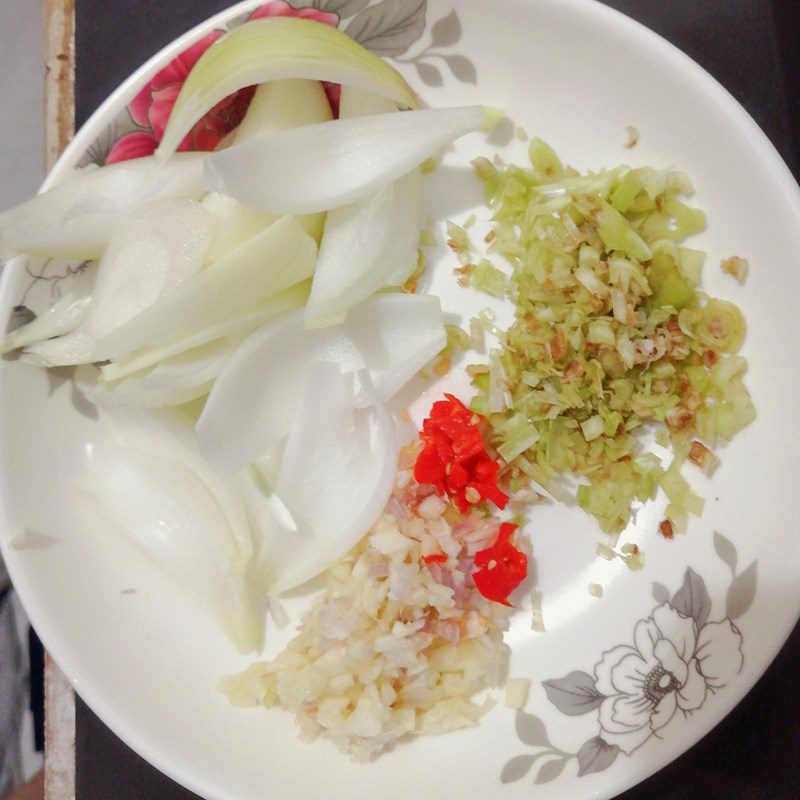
[72,1,800,798]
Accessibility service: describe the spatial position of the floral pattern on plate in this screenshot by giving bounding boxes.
[87,0,476,168]
[501,532,757,785]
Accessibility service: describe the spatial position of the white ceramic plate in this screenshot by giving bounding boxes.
[2,1,800,798]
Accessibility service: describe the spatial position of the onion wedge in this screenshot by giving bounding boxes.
[86,339,234,409]
[304,87,421,327]
[0,154,205,261]
[233,77,333,144]
[24,198,211,367]
[100,281,309,384]
[204,105,486,214]
[82,375,215,411]
[305,184,394,326]
[202,79,333,262]
[83,408,260,652]
[157,17,417,158]
[196,293,445,474]
[306,169,420,327]
[95,214,317,362]
[0,292,92,356]
[239,361,397,594]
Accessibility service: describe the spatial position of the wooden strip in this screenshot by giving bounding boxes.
[44,653,76,800]
[44,0,75,171]
[43,2,77,799]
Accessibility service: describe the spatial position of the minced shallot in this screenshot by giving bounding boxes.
[220,451,514,761]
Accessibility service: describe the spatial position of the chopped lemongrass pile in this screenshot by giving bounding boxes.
[467,138,754,534]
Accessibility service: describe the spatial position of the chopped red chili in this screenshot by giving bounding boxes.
[472,523,528,606]
[414,394,508,513]
[422,553,448,565]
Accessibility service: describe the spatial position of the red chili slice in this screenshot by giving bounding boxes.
[414,446,447,490]
[472,523,528,606]
[414,394,509,512]
[447,462,469,489]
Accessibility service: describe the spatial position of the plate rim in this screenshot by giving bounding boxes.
[2,0,800,798]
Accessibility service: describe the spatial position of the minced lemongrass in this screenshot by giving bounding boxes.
[621,543,644,571]
[624,126,640,149]
[472,259,507,298]
[721,255,749,284]
[530,589,545,632]
[446,220,472,257]
[468,141,754,534]
[441,324,470,358]
[595,543,616,561]
[470,317,486,352]
[687,440,719,475]
[482,106,504,134]
[419,227,437,247]
[504,678,531,709]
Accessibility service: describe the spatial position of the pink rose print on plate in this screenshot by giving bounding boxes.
[107,2,340,165]
[249,0,338,26]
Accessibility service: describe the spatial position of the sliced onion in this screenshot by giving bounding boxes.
[83,407,259,652]
[234,78,333,144]
[91,338,241,409]
[338,83,397,119]
[304,87,421,327]
[243,361,397,594]
[95,214,317,362]
[304,184,394,327]
[0,291,93,356]
[83,376,214,410]
[201,192,279,265]
[24,198,211,367]
[202,79,333,262]
[0,154,205,261]
[142,345,227,391]
[100,282,309,383]
[197,318,359,474]
[345,293,445,400]
[201,196,324,266]
[157,17,417,158]
[204,105,485,214]
[304,171,420,327]
[24,331,96,368]
[235,448,297,583]
[196,293,445,474]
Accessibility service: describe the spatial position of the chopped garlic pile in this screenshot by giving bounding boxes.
[221,456,513,761]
